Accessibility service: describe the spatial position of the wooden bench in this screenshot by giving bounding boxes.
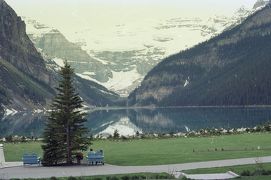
[87,150,104,165]
[22,153,41,166]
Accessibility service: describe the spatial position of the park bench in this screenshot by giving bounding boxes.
[87,150,104,165]
[22,153,41,166]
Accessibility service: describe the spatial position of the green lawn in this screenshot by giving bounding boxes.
[11,173,173,180]
[4,133,271,166]
[239,176,271,180]
[183,163,271,174]
[183,163,271,180]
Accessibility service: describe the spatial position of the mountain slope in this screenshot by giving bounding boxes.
[129,5,271,106]
[21,4,255,96]
[0,0,121,111]
[0,0,55,110]
[26,26,111,83]
[73,75,121,106]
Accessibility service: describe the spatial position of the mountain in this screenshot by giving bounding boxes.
[253,0,270,9]
[20,4,255,96]
[0,0,55,111]
[0,0,121,113]
[129,4,271,106]
[68,6,255,97]
[26,27,121,106]
[23,18,143,96]
[24,22,111,83]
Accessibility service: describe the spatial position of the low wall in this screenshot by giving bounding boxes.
[0,144,5,164]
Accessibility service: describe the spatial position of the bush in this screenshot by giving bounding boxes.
[106,176,119,180]
[92,178,103,180]
[156,174,172,179]
[76,152,84,160]
[131,175,145,180]
[241,170,251,176]
[261,170,271,175]
[121,136,128,140]
[67,177,77,180]
[121,176,130,180]
[5,135,13,142]
[113,130,120,139]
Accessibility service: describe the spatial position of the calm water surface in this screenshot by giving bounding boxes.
[1,107,271,137]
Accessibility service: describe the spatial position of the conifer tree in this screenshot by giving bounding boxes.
[42,61,90,166]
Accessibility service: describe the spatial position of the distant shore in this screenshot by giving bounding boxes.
[89,105,271,111]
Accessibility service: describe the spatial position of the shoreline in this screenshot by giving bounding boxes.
[89,105,271,111]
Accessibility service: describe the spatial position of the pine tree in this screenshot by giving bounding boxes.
[42,61,90,166]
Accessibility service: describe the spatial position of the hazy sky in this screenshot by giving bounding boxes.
[5,0,258,52]
[6,0,257,18]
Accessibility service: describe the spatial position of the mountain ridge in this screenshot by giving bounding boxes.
[0,0,55,110]
[128,5,271,106]
[0,0,122,113]
[20,4,256,96]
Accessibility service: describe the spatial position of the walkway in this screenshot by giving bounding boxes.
[1,156,271,179]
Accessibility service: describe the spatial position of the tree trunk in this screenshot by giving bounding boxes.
[66,126,72,165]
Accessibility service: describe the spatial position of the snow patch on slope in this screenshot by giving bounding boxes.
[52,57,65,67]
[77,68,142,97]
[3,107,18,119]
[184,80,189,87]
[23,17,54,39]
[103,69,141,94]
[99,117,142,137]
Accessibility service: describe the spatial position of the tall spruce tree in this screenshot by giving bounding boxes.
[42,61,90,166]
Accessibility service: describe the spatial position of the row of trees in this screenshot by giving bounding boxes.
[42,61,90,166]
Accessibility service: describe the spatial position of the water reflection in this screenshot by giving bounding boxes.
[1,107,271,137]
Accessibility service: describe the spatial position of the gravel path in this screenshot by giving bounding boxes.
[1,156,271,179]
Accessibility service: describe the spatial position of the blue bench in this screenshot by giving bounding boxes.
[87,150,104,165]
[22,153,41,166]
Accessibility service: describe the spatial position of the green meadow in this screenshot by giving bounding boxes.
[4,133,271,166]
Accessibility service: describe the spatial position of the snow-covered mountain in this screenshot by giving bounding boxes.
[253,0,270,9]
[22,1,264,97]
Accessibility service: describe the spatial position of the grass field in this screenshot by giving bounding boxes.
[183,163,271,180]
[239,177,271,180]
[4,133,271,166]
[10,173,173,180]
[183,163,271,174]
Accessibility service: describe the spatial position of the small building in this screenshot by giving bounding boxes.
[179,171,239,180]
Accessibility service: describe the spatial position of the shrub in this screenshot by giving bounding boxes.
[106,176,119,180]
[113,130,120,139]
[68,177,78,180]
[121,176,130,180]
[76,152,84,160]
[241,170,251,176]
[131,175,145,180]
[92,178,103,180]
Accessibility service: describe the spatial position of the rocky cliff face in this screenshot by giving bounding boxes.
[0,0,53,85]
[129,5,271,106]
[0,0,121,111]
[27,28,111,83]
[0,0,55,110]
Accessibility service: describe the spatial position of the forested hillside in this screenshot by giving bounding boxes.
[129,5,271,106]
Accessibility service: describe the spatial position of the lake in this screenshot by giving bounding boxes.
[1,107,271,137]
